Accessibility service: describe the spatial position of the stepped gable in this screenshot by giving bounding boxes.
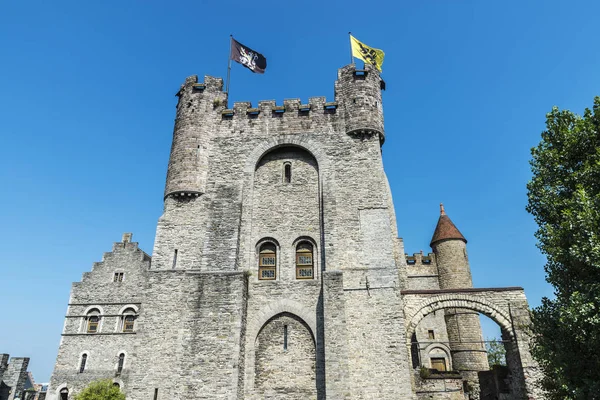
[430,203,467,246]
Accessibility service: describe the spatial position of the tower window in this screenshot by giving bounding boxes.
[117,353,125,375]
[296,242,314,279]
[86,309,101,333]
[121,308,137,332]
[428,330,435,339]
[60,388,68,400]
[172,249,178,269]
[113,272,124,282]
[258,243,276,280]
[284,325,288,350]
[283,163,292,183]
[79,354,87,373]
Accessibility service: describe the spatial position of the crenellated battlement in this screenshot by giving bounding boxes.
[164,63,385,199]
[405,252,437,267]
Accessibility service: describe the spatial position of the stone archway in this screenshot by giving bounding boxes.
[402,288,544,400]
[254,312,317,399]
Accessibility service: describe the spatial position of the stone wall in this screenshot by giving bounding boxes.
[0,356,29,400]
[254,313,316,399]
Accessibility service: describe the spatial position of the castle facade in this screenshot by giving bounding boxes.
[47,64,542,399]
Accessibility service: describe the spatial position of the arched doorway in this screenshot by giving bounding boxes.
[403,290,541,399]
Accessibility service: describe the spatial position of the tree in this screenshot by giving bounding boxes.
[526,96,600,399]
[485,337,506,368]
[73,380,125,400]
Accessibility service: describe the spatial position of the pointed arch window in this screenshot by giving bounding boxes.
[86,308,101,333]
[296,242,314,279]
[258,243,276,280]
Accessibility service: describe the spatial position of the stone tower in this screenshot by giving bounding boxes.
[47,64,543,400]
[431,204,490,390]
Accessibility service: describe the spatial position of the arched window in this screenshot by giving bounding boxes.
[283,162,292,183]
[60,388,68,400]
[121,308,137,333]
[86,308,101,333]
[258,243,276,280]
[296,242,314,279]
[113,382,120,389]
[116,353,125,376]
[79,354,87,373]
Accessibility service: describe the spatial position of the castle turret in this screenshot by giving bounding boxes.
[334,63,385,144]
[164,75,228,198]
[431,204,489,392]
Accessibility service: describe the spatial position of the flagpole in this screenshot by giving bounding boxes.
[348,32,354,65]
[225,35,233,94]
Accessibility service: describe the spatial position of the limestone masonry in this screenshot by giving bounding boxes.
[47,64,543,399]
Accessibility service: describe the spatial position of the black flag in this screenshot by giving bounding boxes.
[229,38,267,74]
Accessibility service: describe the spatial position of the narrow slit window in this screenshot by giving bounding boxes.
[79,354,87,373]
[296,242,314,279]
[258,243,276,280]
[284,163,292,183]
[172,249,178,269]
[284,325,288,350]
[428,330,435,340]
[117,353,125,375]
[154,388,159,400]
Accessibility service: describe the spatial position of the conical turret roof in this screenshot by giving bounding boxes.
[430,204,467,247]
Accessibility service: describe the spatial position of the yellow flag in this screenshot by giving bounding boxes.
[350,35,385,72]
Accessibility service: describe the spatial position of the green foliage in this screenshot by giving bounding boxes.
[73,380,125,400]
[418,365,431,379]
[485,337,506,367]
[526,96,600,399]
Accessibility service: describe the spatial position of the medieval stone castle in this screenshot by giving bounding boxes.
[47,64,543,399]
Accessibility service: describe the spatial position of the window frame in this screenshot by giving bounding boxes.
[116,353,125,376]
[430,357,447,372]
[79,354,87,373]
[258,243,277,280]
[85,309,101,333]
[283,162,292,183]
[295,242,314,280]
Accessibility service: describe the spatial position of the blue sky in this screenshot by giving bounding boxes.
[1,0,599,382]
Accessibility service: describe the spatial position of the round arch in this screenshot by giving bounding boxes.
[243,134,329,175]
[405,294,515,345]
[247,299,317,345]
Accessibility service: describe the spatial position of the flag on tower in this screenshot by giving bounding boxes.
[229,38,267,74]
[350,35,385,72]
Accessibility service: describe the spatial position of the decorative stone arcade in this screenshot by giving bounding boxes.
[402,287,544,399]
